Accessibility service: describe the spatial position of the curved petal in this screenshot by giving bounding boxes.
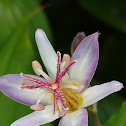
[35,29,58,79]
[0,74,53,106]
[81,81,123,108]
[70,33,99,88]
[11,105,59,126]
[58,109,88,126]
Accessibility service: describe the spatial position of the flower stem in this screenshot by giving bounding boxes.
[88,110,101,126]
[88,103,101,126]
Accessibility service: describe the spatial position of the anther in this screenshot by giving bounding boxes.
[32,60,43,76]
[30,104,45,111]
[32,60,54,83]
[74,85,84,94]
[62,54,71,68]
[22,80,32,86]
[62,61,66,68]
[20,73,24,77]
[58,108,66,117]
[37,68,54,83]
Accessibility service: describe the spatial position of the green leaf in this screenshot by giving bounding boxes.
[0,0,52,125]
[78,0,126,33]
[104,101,126,126]
[88,93,124,126]
[97,94,124,125]
[0,0,51,75]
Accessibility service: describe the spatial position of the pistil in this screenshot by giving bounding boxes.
[20,51,77,115]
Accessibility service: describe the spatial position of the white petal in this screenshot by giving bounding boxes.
[58,109,88,126]
[70,33,99,88]
[35,29,58,79]
[0,74,53,106]
[81,81,123,108]
[11,105,59,126]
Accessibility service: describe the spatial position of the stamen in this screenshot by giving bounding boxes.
[59,60,77,81]
[57,100,66,117]
[20,52,78,114]
[74,85,84,94]
[22,80,32,86]
[61,85,79,89]
[62,61,66,68]
[36,90,51,105]
[58,108,66,117]
[58,96,69,110]
[54,90,68,113]
[36,68,54,83]
[62,106,69,110]
[20,73,51,86]
[53,92,58,114]
[32,60,43,76]
[32,60,54,83]
[30,104,45,111]
[58,100,62,112]
[62,54,70,68]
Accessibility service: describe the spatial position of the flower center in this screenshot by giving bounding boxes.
[61,88,80,112]
[52,84,58,90]
[20,52,83,116]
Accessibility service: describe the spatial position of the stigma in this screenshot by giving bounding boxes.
[20,52,83,116]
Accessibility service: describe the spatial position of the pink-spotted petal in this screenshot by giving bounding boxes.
[11,105,59,126]
[0,74,53,106]
[80,81,123,108]
[70,33,99,88]
[35,29,58,79]
[58,108,88,126]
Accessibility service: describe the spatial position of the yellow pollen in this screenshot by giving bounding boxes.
[52,84,58,89]
[61,88,81,112]
[57,105,59,111]
[50,93,54,101]
[79,96,83,107]
[73,83,77,86]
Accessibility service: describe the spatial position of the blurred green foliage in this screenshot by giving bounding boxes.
[104,101,126,126]
[0,0,126,125]
[0,0,51,125]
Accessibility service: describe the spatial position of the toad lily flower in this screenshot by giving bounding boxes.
[0,29,123,126]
